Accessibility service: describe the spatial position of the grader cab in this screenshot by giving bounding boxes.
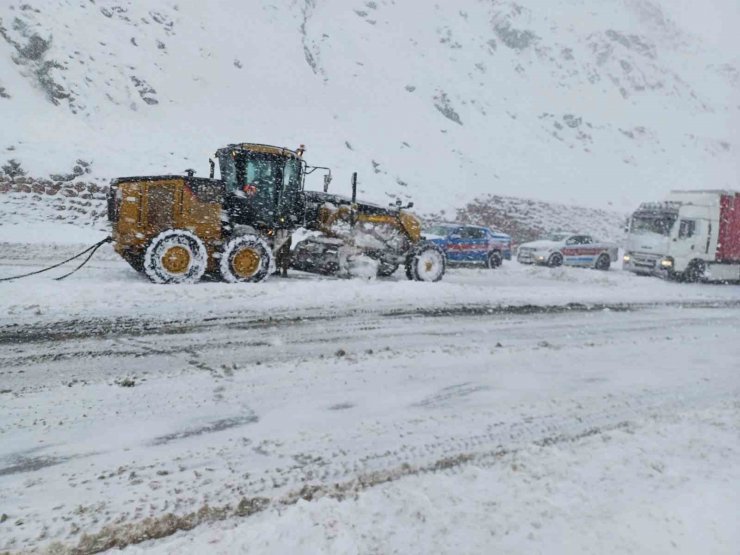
[107,143,445,284]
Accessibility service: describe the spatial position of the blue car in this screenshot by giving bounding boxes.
[423,224,512,269]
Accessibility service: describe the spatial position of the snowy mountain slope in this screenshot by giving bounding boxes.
[0,0,737,214]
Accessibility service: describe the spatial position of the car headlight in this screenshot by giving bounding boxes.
[623,254,631,262]
[660,258,673,268]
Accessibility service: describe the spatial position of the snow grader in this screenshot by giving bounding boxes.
[107,143,446,284]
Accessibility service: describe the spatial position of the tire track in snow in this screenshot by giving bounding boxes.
[3,299,739,346]
[29,386,735,555]
[1,302,738,373]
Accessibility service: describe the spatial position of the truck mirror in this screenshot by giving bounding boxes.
[323,174,331,192]
[407,202,414,208]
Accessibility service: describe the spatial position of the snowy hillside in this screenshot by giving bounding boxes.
[0,0,737,214]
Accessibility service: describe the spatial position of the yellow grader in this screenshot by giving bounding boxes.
[107,143,446,283]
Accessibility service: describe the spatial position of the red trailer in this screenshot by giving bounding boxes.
[717,192,740,262]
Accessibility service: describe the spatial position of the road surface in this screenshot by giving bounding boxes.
[1,286,738,553]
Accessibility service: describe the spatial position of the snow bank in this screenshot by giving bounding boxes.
[1,256,739,328]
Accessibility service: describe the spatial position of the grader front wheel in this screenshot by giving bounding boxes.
[405,243,446,282]
[219,235,274,283]
[143,229,208,284]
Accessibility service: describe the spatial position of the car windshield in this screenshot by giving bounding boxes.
[544,232,571,242]
[631,213,677,236]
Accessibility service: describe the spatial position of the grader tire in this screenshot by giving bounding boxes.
[405,242,446,282]
[219,234,274,283]
[143,229,208,284]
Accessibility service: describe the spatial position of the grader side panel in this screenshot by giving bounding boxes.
[110,177,224,272]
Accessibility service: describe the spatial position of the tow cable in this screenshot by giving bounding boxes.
[0,236,113,282]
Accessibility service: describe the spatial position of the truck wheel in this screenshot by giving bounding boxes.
[486,251,503,269]
[683,259,706,283]
[595,253,611,271]
[405,243,446,282]
[143,229,208,284]
[220,235,274,283]
[547,252,563,267]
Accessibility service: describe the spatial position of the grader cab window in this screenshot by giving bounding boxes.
[240,154,281,201]
[219,153,237,190]
[282,158,302,194]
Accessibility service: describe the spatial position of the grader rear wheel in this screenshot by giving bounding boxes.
[219,234,274,283]
[143,229,208,284]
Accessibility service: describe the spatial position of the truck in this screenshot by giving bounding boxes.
[423,223,511,269]
[623,190,740,282]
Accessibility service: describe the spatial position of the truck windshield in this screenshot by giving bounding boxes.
[630,214,677,236]
[424,226,455,237]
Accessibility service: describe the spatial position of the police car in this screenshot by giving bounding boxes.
[517,232,618,270]
[423,224,512,269]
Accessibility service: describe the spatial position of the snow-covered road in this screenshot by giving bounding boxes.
[1,249,739,554]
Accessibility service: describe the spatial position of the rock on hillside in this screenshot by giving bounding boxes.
[0,175,109,229]
[428,195,627,245]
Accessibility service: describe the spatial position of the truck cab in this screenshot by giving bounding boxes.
[624,190,740,282]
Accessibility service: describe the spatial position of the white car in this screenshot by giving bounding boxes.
[517,232,619,270]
